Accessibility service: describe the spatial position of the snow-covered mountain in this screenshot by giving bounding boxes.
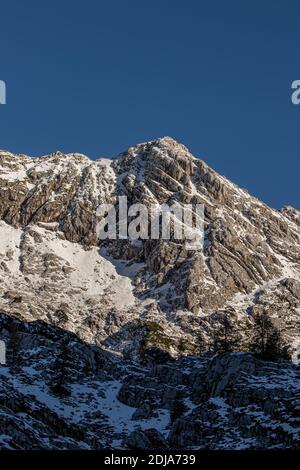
[1,137,300,356]
[0,137,299,449]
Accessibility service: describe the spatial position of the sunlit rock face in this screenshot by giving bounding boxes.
[0,137,300,356]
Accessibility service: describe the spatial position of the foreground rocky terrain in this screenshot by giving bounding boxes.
[0,314,299,450]
[0,137,299,449]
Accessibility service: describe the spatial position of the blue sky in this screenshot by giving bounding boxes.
[0,0,300,209]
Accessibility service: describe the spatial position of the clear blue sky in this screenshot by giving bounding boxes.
[1,0,300,209]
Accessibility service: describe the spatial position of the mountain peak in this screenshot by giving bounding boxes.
[0,138,300,363]
[149,136,196,160]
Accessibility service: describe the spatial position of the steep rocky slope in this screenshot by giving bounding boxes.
[0,137,300,450]
[0,137,300,358]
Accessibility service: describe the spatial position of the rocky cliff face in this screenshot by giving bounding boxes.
[0,138,300,450]
[1,137,300,358]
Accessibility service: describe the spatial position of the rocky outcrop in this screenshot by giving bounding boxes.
[125,429,168,450]
[168,353,300,449]
[1,316,298,450]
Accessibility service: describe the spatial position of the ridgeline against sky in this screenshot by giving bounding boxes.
[1,0,300,209]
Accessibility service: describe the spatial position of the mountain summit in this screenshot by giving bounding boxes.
[0,138,300,359]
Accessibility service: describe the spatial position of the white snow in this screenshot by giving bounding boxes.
[0,221,22,273]
[0,366,170,448]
